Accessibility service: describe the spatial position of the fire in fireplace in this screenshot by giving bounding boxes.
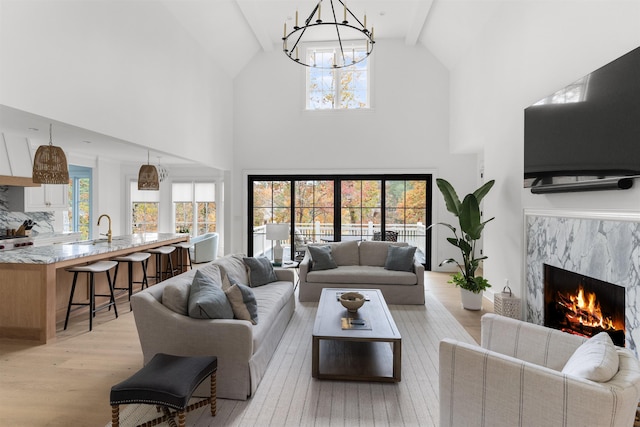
[543,264,625,346]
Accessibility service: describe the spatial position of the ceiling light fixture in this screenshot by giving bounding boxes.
[32,124,69,185]
[156,156,169,183]
[282,0,374,69]
[138,151,159,191]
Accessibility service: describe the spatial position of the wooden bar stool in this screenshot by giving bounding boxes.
[64,260,119,331]
[147,246,177,283]
[171,241,193,273]
[112,252,151,300]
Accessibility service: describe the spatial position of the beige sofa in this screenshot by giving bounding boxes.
[131,254,295,400]
[440,313,640,427]
[298,240,425,304]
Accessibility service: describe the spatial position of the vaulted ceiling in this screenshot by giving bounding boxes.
[0,0,501,166]
[164,0,499,77]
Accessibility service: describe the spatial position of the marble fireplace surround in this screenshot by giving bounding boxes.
[525,209,640,355]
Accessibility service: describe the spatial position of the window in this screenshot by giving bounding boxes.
[306,45,370,110]
[252,180,292,259]
[172,182,216,236]
[67,165,92,240]
[131,182,159,233]
[248,175,432,267]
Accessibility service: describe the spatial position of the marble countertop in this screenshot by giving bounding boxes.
[0,233,188,265]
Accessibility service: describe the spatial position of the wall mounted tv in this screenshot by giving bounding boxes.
[524,46,640,193]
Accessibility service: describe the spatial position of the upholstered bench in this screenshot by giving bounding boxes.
[110,353,217,427]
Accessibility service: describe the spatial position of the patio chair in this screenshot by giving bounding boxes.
[373,231,398,241]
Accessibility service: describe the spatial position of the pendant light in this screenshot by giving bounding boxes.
[32,124,69,184]
[138,151,159,190]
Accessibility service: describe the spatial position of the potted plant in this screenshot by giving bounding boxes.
[430,178,495,310]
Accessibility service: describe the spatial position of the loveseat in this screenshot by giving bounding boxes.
[439,313,640,427]
[298,240,425,304]
[131,254,295,400]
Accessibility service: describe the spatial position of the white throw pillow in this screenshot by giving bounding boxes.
[561,332,619,382]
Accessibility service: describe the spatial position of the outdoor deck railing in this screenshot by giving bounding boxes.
[253,221,427,261]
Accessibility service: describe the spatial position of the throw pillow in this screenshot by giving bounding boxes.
[308,245,338,271]
[384,245,417,272]
[162,280,191,316]
[561,332,619,382]
[243,256,278,287]
[187,270,234,319]
[224,283,259,324]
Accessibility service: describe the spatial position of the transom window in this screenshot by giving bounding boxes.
[306,45,370,110]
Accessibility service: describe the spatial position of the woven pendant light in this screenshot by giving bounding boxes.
[138,151,159,190]
[32,124,69,184]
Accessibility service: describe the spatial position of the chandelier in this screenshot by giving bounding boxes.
[282,0,374,69]
[156,156,169,183]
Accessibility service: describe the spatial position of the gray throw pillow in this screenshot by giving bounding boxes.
[243,256,278,287]
[308,245,338,271]
[225,283,259,324]
[188,270,234,319]
[384,245,417,272]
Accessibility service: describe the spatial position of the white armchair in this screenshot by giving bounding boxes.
[439,313,640,427]
[188,232,219,264]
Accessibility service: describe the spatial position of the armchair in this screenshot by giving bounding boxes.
[189,232,219,264]
[439,313,640,427]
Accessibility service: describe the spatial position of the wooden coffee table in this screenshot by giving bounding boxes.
[312,288,401,382]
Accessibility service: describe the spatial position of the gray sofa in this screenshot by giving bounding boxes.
[131,254,295,400]
[298,240,425,304]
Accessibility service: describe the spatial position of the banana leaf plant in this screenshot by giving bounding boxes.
[429,178,495,293]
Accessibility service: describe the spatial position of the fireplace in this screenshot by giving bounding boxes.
[543,264,626,346]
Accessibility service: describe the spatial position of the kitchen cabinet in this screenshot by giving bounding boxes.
[7,184,69,212]
[26,184,68,211]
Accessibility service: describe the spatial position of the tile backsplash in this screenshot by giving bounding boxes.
[0,186,55,235]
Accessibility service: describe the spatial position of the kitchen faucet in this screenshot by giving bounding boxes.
[97,214,112,243]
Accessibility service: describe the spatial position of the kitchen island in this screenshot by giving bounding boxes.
[0,233,188,343]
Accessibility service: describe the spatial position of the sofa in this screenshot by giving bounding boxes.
[439,313,640,427]
[131,254,295,400]
[189,232,219,263]
[298,240,425,304]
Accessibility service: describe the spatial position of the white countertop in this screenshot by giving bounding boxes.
[0,233,188,264]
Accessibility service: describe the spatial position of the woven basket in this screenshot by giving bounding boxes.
[494,283,521,319]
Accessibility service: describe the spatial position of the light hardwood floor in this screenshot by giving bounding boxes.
[0,271,492,427]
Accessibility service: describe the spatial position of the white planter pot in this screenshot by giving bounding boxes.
[460,288,483,311]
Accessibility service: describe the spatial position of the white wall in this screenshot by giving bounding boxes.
[232,39,478,262]
[0,0,233,170]
[449,2,640,299]
[1,0,233,239]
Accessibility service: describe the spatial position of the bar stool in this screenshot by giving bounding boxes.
[147,246,177,283]
[112,252,151,300]
[171,241,193,274]
[64,260,119,331]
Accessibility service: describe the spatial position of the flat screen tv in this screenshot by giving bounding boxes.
[524,46,640,190]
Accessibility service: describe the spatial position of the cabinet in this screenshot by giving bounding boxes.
[7,184,69,212]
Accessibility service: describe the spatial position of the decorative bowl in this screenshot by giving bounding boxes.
[339,292,366,312]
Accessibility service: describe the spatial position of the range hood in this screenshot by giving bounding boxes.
[0,133,40,187]
[0,175,40,187]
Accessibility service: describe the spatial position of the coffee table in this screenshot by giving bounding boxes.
[312,288,401,382]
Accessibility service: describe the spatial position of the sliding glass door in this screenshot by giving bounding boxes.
[248,174,432,268]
